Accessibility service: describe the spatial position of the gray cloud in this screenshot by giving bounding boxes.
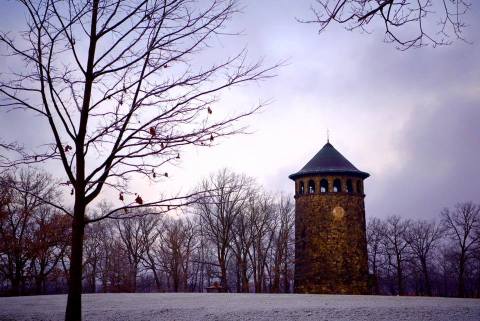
[366,97,480,219]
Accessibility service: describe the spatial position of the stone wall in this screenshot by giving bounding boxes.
[294,174,369,294]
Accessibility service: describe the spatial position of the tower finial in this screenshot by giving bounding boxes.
[327,128,330,143]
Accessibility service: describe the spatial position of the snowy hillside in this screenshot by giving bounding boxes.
[0,293,479,321]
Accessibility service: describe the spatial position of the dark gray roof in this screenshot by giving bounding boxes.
[289,142,369,180]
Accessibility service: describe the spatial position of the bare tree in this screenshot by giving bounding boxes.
[268,194,294,293]
[115,213,159,292]
[89,220,117,293]
[437,244,457,296]
[406,219,444,296]
[247,193,275,293]
[116,220,142,292]
[195,169,253,291]
[382,215,411,295]
[0,0,277,318]
[231,200,254,292]
[104,239,132,292]
[366,217,386,294]
[302,0,472,49]
[156,216,197,291]
[138,217,163,291]
[83,220,107,293]
[441,202,480,297]
[190,218,217,292]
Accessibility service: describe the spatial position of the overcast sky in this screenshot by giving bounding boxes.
[1,0,479,220]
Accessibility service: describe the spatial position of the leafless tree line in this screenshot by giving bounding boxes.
[1,168,479,297]
[0,169,71,296]
[81,169,296,294]
[0,168,295,295]
[194,169,295,293]
[368,203,480,297]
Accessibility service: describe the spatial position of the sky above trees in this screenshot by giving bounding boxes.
[1,0,479,220]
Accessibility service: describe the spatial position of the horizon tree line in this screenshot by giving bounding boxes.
[367,203,480,297]
[1,168,479,297]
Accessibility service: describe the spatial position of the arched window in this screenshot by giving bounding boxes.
[308,180,315,194]
[320,179,329,193]
[299,181,305,195]
[356,180,363,194]
[333,179,342,193]
[346,179,353,193]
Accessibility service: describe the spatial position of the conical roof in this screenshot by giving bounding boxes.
[289,142,369,180]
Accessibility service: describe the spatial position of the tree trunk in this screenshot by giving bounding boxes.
[101,269,108,293]
[235,260,241,293]
[458,251,466,297]
[219,258,228,292]
[421,258,432,296]
[372,257,379,295]
[131,263,137,293]
[12,258,24,296]
[476,261,480,298]
[65,0,97,318]
[91,264,97,293]
[271,247,281,293]
[396,256,404,295]
[173,268,179,292]
[35,276,44,295]
[255,262,263,293]
[11,277,20,296]
[65,206,85,321]
[271,262,280,293]
[240,260,249,293]
[282,261,290,293]
[151,266,162,291]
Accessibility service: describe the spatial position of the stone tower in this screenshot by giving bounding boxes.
[289,141,369,294]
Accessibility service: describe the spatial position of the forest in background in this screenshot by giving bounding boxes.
[1,168,479,297]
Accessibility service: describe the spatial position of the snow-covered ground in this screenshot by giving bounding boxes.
[0,293,479,321]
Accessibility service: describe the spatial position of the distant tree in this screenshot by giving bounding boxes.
[156,217,197,292]
[231,198,255,292]
[89,220,118,293]
[406,220,444,296]
[104,238,132,292]
[437,244,457,296]
[247,193,275,293]
[0,1,276,319]
[191,219,217,292]
[83,220,106,293]
[303,0,472,49]
[138,216,163,292]
[366,217,386,294]
[441,202,480,297]
[382,215,411,295]
[268,194,294,293]
[116,214,160,292]
[195,169,253,291]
